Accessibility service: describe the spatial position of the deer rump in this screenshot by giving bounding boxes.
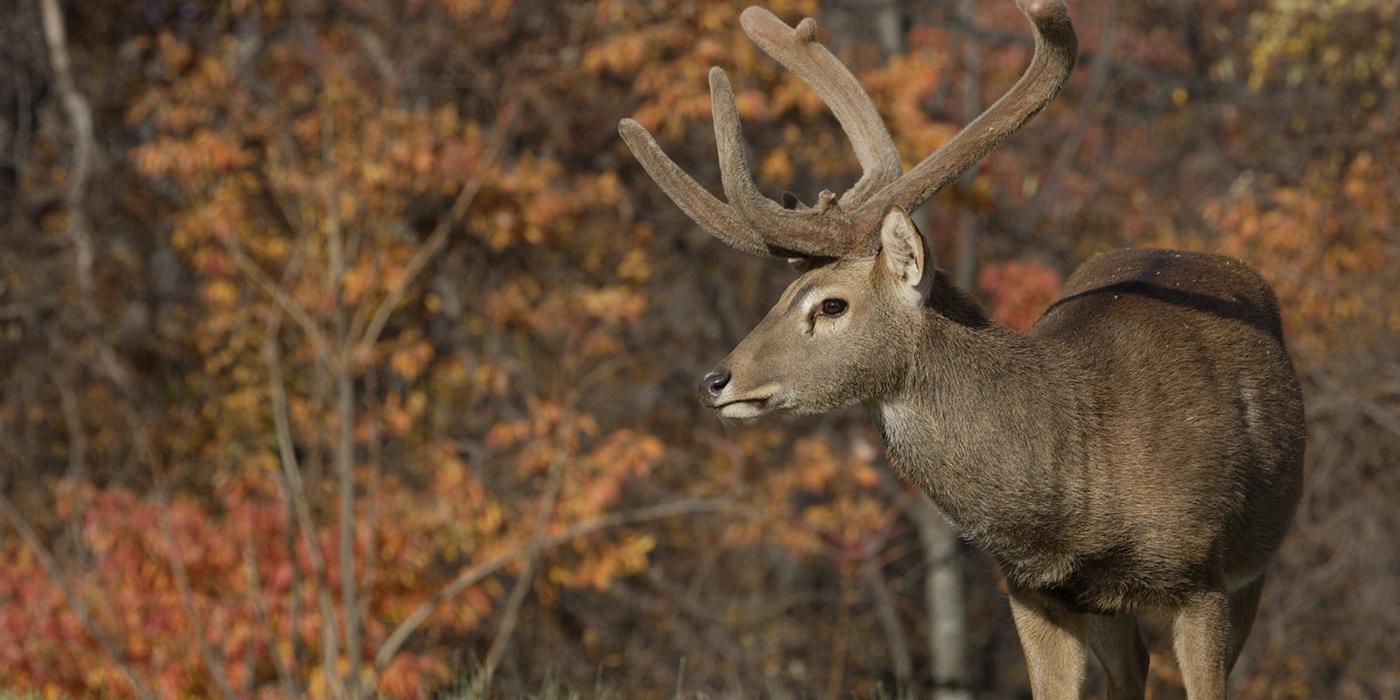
[991,248,1305,616]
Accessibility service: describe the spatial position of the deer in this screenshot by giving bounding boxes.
[618,1,1304,698]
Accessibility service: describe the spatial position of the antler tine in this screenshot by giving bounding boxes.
[859,0,1077,218]
[740,7,902,207]
[708,67,863,258]
[620,1,1073,261]
[617,119,775,257]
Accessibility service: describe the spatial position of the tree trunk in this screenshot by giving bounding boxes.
[954,0,982,294]
[914,500,972,700]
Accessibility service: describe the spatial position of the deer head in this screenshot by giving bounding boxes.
[619,1,1077,419]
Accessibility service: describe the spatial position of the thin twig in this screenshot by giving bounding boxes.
[361,367,384,643]
[263,309,345,699]
[269,243,310,684]
[156,491,240,700]
[825,579,852,700]
[866,565,913,685]
[481,444,569,684]
[352,25,398,88]
[225,238,333,360]
[0,492,158,700]
[1014,6,1121,243]
[322,107,364,700]
[372,497,734,671]
[243,544,301,698]
[350,99,518,360]
[56,380,86,481]
[926,13,1234,100]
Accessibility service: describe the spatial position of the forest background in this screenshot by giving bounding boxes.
[0,0,1396,697]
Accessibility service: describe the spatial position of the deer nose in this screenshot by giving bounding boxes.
[700,371,731,397]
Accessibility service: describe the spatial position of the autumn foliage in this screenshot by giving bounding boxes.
[0,0,1396,697]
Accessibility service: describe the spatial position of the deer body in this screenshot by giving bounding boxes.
[620,2,1303,696]
[876,248,1303,618]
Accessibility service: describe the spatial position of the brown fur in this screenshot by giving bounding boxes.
[880,248,1303,614]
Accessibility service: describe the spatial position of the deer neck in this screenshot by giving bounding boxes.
[873,314,1088,564]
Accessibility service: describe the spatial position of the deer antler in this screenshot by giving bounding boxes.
[619,0,1077,259]
[708,66,864,257]
[617,119,780,257]
[737,7,903,207]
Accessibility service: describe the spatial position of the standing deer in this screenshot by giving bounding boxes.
[619,1,1304,698]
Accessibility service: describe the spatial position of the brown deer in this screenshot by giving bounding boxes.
[618,1,1304,698]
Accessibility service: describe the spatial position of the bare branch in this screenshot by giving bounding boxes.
[157,493,239,700]
[262,308,345,699]
[322,107,364,700]
[224,237,333,360]
[56,379,85,481]
[0,492,157,700]
[866,565,913,684]
[481,449,568,684]
[352,100,519,359]
[39,0,96,299]
[373,497,734,672]
[243,544,300,698]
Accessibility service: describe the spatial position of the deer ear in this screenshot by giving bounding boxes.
[879,208,930,296]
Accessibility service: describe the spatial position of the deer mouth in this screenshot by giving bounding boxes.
[715,395,778,419]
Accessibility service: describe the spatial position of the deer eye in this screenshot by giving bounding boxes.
[819,298,848,316]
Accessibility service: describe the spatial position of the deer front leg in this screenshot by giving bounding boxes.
[1008,586,1088,699]
[1172,589,1230,700]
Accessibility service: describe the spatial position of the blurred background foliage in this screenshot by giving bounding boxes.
[0,0,1395,697]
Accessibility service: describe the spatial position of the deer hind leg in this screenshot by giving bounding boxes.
[1086,614,1148,700]
[1225,575,1265,674]
[1172,590,1230,700]
[1008,588,1088,699]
